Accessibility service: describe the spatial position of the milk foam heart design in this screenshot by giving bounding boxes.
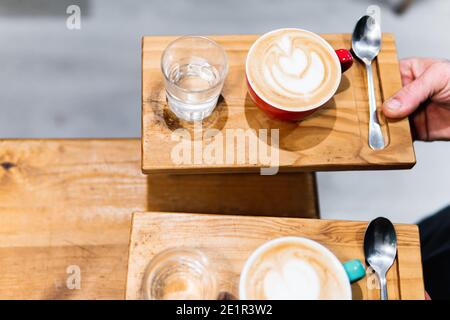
[263,35,327,98]
[263,258,320,300]
[278,48,308,76]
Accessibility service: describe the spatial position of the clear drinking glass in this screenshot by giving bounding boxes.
[161,36,228,121]
[142,248,219,300]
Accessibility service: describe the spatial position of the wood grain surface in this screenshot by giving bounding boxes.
[142,33,416,174]
[126,212,425,300]
[0,139,318,299]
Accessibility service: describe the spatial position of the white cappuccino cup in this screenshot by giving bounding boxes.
[239,237,365,300]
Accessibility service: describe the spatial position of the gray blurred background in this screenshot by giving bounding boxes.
[0,0,448,223]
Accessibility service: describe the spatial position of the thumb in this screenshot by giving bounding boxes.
[382,65,437,118]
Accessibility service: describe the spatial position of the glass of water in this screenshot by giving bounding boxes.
[142,248,219,300]
[161,36,228,122]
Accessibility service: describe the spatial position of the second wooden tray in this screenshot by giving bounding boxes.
[142,33,415,174]
[126,212,425,300]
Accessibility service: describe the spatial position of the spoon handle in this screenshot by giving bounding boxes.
[379,273,388,300]
[366,63,385,150]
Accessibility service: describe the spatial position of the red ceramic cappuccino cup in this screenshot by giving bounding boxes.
[246,28,353,121]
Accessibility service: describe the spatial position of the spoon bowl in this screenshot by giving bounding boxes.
[352,15,381,64]
[364,217,397,300]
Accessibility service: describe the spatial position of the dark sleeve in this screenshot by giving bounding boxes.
[419,205,450,300]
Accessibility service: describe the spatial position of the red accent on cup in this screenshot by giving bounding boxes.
[335,49,353,73]
[246,78,317,121]
[247,48,353,122]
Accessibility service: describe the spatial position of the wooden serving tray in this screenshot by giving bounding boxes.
[126,212,425,300]
[142,33,415,174]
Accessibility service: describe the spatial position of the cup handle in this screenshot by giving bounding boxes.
[335,49,354,73]
[343,259,366,283]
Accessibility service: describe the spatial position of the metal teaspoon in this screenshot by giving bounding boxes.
[352,15,386,150]
[364,217,398,300]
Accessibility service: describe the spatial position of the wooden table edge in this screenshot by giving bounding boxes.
[131,211,419,226]
[397,224,425,300]
[125,212,139,300]
[141,162,416,174]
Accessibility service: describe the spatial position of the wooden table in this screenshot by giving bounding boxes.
[0,139,318,299]
[126,212,425,300]
[142,33,415,174]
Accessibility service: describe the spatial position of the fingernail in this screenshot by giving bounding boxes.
[385,98,402,111]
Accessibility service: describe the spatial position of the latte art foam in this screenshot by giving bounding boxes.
[247,29,341,110]
[242,242,349,300]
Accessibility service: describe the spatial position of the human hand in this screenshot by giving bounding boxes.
[382,58,450,141]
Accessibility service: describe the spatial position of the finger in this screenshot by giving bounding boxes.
[400,57,444,74]
[399,59,415,86]
[399,58,439,85]
[382,63,443,118]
